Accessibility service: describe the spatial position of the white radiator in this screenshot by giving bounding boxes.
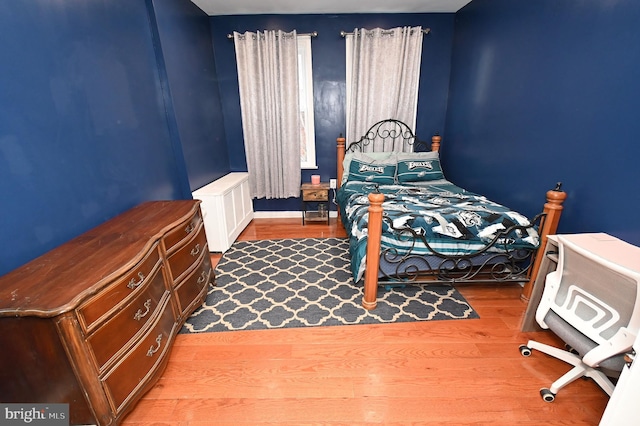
[192,173,253,252]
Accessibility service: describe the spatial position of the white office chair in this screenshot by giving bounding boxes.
[520,234,640,402]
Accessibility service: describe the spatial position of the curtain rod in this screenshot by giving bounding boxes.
[340,28,430,37]
[227,31,318,39]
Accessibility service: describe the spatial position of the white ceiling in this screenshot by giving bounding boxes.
[190,0,473,16]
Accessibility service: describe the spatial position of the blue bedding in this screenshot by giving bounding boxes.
[336,180,540,282]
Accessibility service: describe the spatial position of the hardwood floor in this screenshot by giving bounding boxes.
[122,218,609,425]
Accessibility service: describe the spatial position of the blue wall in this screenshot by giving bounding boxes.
[3,0,639,276]
[446,0,640,245]
[0,0,226,275]
[153,0,230,190]
[210,13,455,212]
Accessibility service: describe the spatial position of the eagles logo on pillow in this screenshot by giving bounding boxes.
[396,152,445,182]
[348,158,396,184]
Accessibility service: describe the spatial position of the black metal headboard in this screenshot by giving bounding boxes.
[345,119,431,153]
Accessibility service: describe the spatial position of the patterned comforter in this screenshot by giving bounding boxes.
[336,180,540,282]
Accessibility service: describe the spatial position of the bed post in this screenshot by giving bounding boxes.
[431,134,441,152]
[336,134,346,189]
[362,191,385,310]
[521,183,567,302]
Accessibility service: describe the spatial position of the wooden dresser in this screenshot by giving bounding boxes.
[0,200,212,425]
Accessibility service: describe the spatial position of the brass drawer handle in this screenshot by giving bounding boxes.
[197,270,207,284]
[185,223,195,234]
[134,299,152,321]
[190,244,200,257]
[146,334,163,357]
[127,272,145,289]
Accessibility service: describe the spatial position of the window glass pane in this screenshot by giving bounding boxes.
[298,36,316,169]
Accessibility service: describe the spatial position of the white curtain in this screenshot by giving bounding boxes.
[346,26,424,149]
[233,30,301,199]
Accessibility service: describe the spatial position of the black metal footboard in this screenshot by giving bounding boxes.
[377,212,547,285]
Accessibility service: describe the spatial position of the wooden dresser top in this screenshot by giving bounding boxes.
[0,200,200,317]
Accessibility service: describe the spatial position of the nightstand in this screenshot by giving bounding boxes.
[301,182,330,225]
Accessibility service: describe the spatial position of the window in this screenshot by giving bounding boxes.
[297,35,316,169]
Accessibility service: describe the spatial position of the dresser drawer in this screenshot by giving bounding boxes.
[174,254,212,317]
[78,246,162,332]
[164,210,203,255]
[87,267,168,371]
[167,225,207,284]
[102,295,176,412]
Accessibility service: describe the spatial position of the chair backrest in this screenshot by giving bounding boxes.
[537,234,640,346]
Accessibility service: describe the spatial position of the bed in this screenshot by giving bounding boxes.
[335,119,567,310]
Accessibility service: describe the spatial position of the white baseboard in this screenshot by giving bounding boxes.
[253,211,338,219]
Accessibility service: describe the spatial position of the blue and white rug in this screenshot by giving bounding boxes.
[181,238,479,333]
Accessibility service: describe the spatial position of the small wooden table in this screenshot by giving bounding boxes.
[301,182,330,225]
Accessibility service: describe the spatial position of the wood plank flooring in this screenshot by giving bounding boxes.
[122,218,610,425]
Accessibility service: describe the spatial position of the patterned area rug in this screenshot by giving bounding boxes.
[181,238,479,333]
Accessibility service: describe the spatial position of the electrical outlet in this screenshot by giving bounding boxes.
[329,178,337,189]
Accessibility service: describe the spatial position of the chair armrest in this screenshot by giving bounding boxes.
[535,270,562,329]
[583,327,636,367]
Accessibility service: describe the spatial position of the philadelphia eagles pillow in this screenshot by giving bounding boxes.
[396,152,445,182]
[347,156,396,184]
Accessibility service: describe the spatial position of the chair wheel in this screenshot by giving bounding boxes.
[519,345,532,357]
[540,388,555,402]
